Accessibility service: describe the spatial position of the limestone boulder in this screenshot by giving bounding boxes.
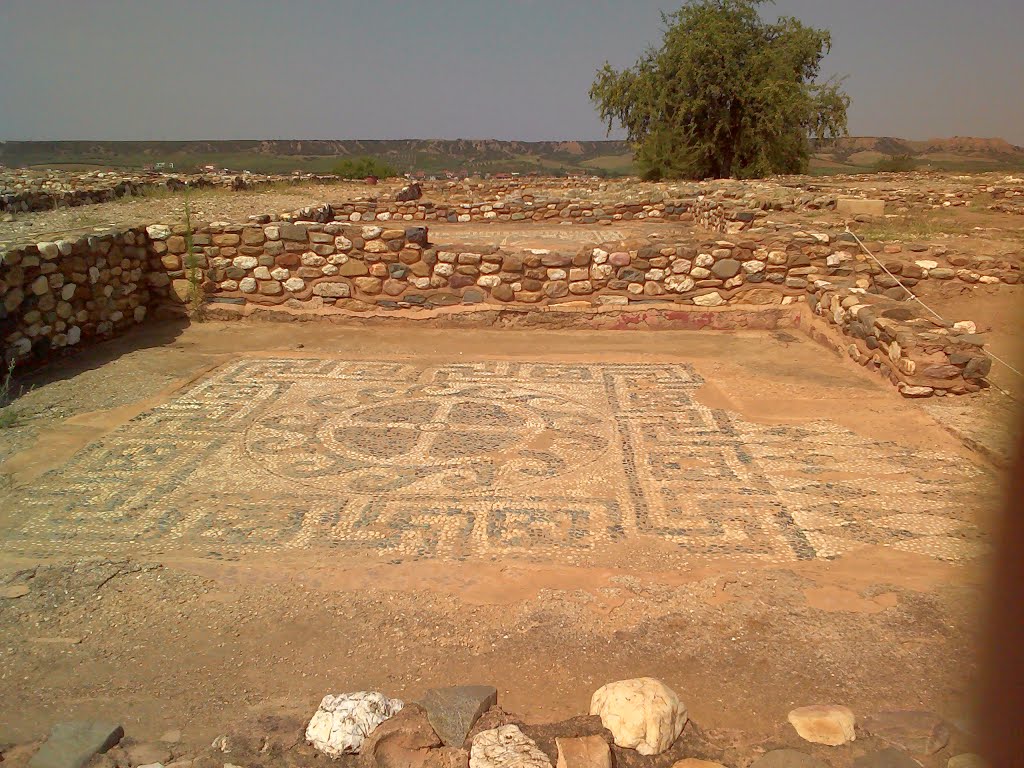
[470,726,550,768]
[306,691,405,758]
[692,291,725,308]
[787,704,856,746]
[588,677,687,755]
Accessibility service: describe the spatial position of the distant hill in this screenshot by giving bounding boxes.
[0,139,636,177]
[811,136,1024,174]
[2,137,1022,177]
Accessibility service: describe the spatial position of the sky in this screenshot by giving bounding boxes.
[1,0,1022,144]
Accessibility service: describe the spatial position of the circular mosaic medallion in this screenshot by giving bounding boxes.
[244,382,611,496]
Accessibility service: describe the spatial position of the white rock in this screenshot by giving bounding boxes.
[37,242,60,260]
[899,383,934,398]
[665,275,695,293]
[312,282,351,298]
[470,725,551,768]
[239,278,257,294]
[915,260,939,270]
[284,277,306,292]
[788,705,856,746]
[271,268,290,281]
[67,326,82,346]
[306,692,404,758]
[233,256,258,270]
[589,678,687,755]
[146,225,172,241]
[30,275,50,295]
[693,292,725,308]
[361,226,383,240]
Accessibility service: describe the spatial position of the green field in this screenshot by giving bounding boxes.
[3,137,1022,179]
[0,140,638,178]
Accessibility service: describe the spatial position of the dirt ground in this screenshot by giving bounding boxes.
[0,321,1006,763]
[0,174,1021,766]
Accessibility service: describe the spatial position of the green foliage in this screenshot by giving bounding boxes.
[0,359,20,429]
[331,157,399,179]
[183,191,204,319]
[590,0,850,180]
[874,154,917,173]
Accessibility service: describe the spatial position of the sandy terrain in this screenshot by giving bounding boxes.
[0,323,1003,765]
[0,172,1020,767]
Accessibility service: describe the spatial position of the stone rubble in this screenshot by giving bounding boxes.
[555,735,612,768]
[787,704,857,746]
[420,685,498,748]
[28,721,124,768]
[5,691,985,768]
[305,691,405,758]
[863,711,952,756]
[469,725,552,768]
[589,677,688,756]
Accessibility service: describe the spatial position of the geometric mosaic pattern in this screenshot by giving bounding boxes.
[6,358,988,563]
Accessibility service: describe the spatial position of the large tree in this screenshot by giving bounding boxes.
[590,0,849,180]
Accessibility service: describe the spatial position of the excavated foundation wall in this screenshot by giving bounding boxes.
[0,209,1010,397]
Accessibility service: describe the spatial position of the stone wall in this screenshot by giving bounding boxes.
[0,210,1006,398]
[0,170,340,214]
[298,198,738,231]
[0,229,157,360]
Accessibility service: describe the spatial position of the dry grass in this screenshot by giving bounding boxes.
[855,212,988,242]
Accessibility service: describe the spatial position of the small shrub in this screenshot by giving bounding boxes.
[0,359,20,428]
[183,190,204,319]
[875,154,917,173]
[331,157,399,179]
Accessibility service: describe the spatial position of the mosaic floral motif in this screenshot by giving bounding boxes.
[245,380,610,496]
[6,358,988,563]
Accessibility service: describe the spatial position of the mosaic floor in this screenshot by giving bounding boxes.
[6,358,988,563]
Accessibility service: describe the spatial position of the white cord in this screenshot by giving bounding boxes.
[843,225,1024,385]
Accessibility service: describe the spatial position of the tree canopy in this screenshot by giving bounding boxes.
[590,0,850,180]
[332,157,398,179]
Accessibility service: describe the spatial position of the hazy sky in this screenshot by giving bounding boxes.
[1,0,1022,144]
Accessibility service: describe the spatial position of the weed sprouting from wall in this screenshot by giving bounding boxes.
[183,189,205,320]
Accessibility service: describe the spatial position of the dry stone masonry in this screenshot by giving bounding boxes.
[0,184,1009,397]
[11,682,989,768]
